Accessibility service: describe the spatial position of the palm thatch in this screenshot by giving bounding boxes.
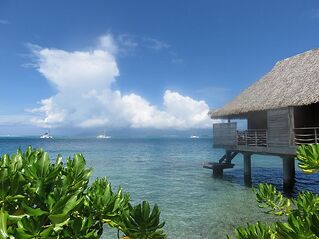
[210,48,319,119]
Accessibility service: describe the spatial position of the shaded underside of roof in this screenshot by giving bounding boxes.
[210,48,319,119]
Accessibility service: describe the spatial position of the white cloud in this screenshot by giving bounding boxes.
[117,34,138,49]
[27,97,67,128]
[143,37,170,50]
[32,47,118,92]
[115,34,139,55]
[164,90,211,127]
[98,35,118,54]
[115,35,171,55]
[29,34,212,129]
[115,35,179,61]
[0,19,10,25]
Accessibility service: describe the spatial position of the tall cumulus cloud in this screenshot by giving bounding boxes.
[29,35,212,129]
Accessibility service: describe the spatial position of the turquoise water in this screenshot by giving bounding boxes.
[0,138,318,238]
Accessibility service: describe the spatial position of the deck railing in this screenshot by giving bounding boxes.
[237,129,268,147]
[294,127,319,145]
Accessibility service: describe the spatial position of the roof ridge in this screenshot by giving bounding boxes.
[275,48,319,66]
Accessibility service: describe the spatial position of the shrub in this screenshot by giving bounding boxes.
[0,146,166,239]
[228,144,319,239]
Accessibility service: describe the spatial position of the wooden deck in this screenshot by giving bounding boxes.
[203,151,238,177]
[203,162,235,170]
[224,145,296,156]
[203,161,235,177]
[212,120,305,156]
[208,107,314,189]
[204,149,296,190]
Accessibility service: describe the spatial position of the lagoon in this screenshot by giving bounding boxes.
[0,137,318,238]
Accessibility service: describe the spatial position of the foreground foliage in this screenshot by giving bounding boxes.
[229,144,319,239]
[0,146,166,239]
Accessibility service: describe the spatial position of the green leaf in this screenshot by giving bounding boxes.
[297,144,319,174]
[255,183,291,216]
[0,146,166,238]
[121,201,166,239]
[48,213,69,225]
[0,209,10,239]
[22,203,48,217]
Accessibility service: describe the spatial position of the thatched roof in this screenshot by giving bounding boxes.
[210,48,319,119]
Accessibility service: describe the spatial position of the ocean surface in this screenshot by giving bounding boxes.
[0,137,319,238]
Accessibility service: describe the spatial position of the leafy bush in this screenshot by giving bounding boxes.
[229,144,319,239]
[0,146,166,239]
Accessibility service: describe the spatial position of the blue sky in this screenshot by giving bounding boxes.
[1,0,319,135]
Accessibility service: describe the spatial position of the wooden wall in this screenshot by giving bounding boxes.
[247,111,267,129]
[213,122,237,148]
[267,108,293,148]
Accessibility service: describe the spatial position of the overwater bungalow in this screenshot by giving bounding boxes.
[204,48,319,188]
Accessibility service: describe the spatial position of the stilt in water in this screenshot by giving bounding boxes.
[243,153,252,187]
[282,156,295,192]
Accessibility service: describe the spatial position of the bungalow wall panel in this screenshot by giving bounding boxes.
[267,109,290,147]
[213,123,237,147]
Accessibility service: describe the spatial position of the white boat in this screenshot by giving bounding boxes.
[96,134,111,139]
[190,135,199,139]
[96,130,111,139]
[40,132,53,139]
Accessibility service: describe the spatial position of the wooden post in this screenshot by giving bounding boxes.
[288,107,295,147]
[225,150,232,163]
[245,130,248,146]
[282,156,295,191]
[213,167,223,178]
[243,153,252,187]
